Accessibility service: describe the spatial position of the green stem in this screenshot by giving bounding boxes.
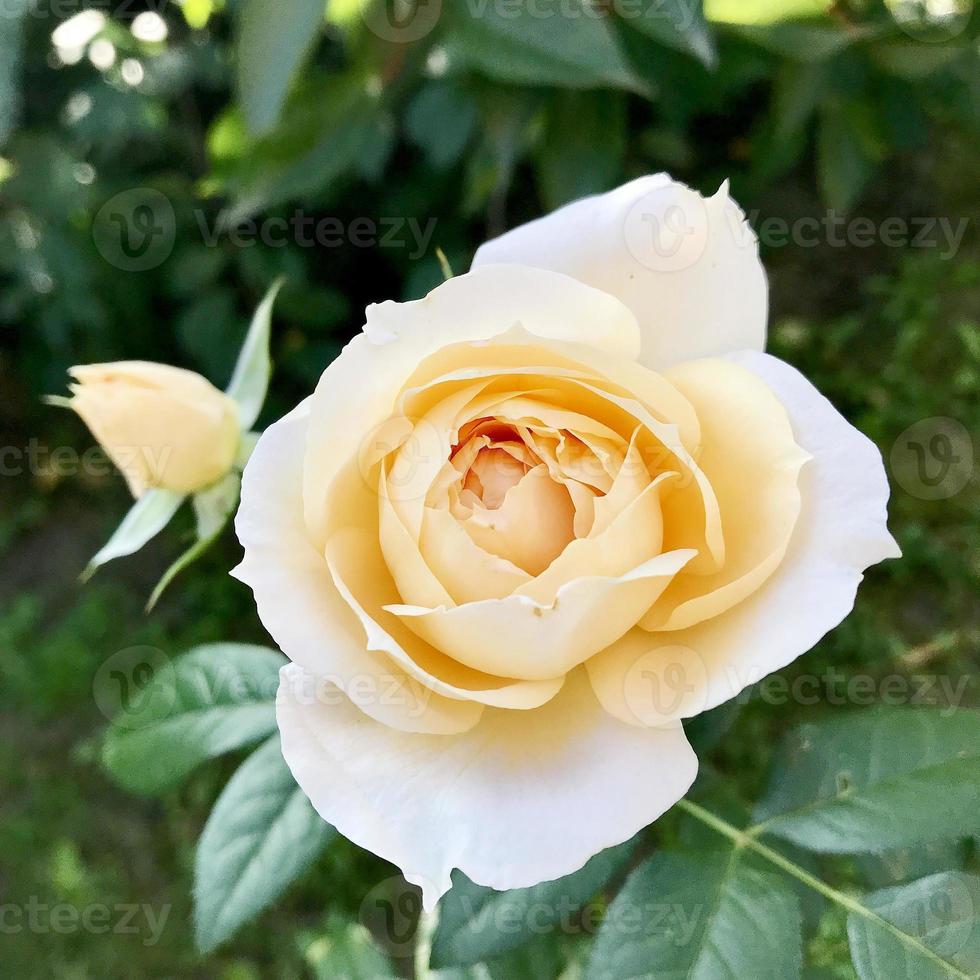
[675,798,971,979]
[414,906,438,980]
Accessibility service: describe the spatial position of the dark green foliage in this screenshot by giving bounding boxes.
[1,1,977,976]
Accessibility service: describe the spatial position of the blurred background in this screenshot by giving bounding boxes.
[1,0,978,976]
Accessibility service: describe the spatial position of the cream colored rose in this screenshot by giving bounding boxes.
[67,361,240,496]
[233,174,899,907]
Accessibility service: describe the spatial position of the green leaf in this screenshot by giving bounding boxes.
[683,698,742,755]
[483,933,566,978]
[461,89,540,215]
[855,839,969,891]
[706,0,878,60]
[103,643,284,795]
[406,82,479,171]
[771,60,829,142]
[175,288,241,384]
[730,21,875,62]
[224,77,382,222]
[82,489,186,580]
[194,735,336,953]
[236,0,325,137]
[751,708,980,854]
[431,838,634,969]
[817,99,880,212]
[225,277,283,430]
[305,916,398,980]
[535,91,626,211]
[870,41,969,80]
[586,847,802,979]
[355,110,396,182]
[145,472,241,611]
[847,872,980,980]
[446,1,649,95]
[622,0,717,68]
[0,0,29,146]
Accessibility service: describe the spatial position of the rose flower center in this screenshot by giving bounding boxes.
[445,418,586,576]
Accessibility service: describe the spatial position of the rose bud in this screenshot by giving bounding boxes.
[67,360,240,496]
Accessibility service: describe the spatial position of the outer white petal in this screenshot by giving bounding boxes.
[587,351,901,725]
[232,401,482,735]
[276,664,697,909]
[473,174,767,371]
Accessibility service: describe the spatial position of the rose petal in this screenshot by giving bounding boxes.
[462,464,577,576]
[419,506,533,603]
[515,472,674,605]
[639,357,810,630]
[233,402,482,734]
[276,664,697,909]
[473,174,767,370]
[587,352,900,725]
[386,549,695,680]
[378,464,456,609]
[303,266,642,547]
[590,430,654,535]
[563,379,725,574]
[400,341,702,455]
[328,526,565,710]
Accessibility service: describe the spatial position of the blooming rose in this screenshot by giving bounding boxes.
[66,361,240,496]
[233,175,899,907]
